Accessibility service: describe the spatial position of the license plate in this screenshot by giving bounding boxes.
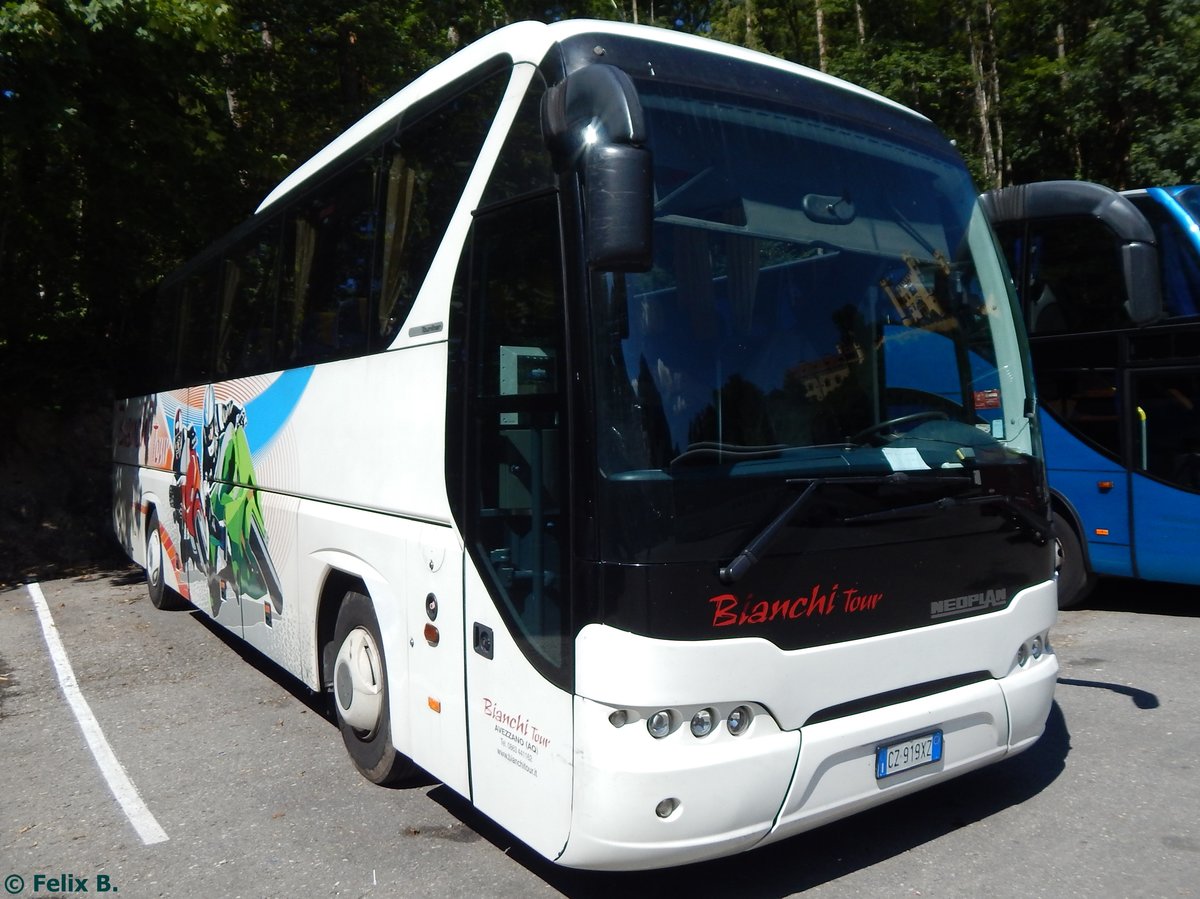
[876,730,943,779]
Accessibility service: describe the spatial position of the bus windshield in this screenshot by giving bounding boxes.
[590,80,1033,496]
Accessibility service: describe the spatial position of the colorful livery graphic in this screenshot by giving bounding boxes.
[114,20,1058,870]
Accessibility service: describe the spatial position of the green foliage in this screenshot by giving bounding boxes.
[3,0,1200,374]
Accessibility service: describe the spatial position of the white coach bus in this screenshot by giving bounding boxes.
[113,19,1058,870]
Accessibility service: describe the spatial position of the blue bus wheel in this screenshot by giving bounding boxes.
[1053,513,1095,610]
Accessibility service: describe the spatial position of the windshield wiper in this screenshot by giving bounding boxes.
[841,493,1051,542]
[718,472,939,584]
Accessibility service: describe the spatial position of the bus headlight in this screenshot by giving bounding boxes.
[647,709,673,739]
[727,705,752,735]
[690,708,715,738]
[1016,631,1052,668]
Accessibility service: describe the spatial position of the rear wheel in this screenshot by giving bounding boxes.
[331,591,417,785]
[1053,511,1095,610]
[145,510,185,610]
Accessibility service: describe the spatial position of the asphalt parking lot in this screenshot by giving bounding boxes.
[1,569,1197,898]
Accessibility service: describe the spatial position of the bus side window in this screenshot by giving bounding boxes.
[216,219,282,378]
[374,68,511,344]
[283,153,382,367]
[177,265,217,386]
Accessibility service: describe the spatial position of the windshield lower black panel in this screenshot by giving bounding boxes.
[582,503,1051,649]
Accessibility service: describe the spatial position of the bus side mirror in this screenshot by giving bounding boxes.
[1123,241,1162,324]
[544,64,654,272]
[585,143,652,271]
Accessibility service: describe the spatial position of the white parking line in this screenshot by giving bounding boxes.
[26,582,169,845]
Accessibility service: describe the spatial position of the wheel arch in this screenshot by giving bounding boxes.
[308,549,406,694]
[316,568,370,691]
[136,491,165,568]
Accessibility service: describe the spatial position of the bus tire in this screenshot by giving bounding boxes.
[145,510,185,611]
[331,591,417,786]
[1053,512,1094,610]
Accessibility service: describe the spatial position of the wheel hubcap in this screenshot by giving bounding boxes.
[147,528,163,587]
[333,626,384,734]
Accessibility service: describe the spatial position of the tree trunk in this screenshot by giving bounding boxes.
[984,0,1006,183]
[1057,22,1084,177]
[967,15,999,188]
[815,0,829,72]
[745,0,761,51]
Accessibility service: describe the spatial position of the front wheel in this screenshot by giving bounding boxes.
[331,591,417,785]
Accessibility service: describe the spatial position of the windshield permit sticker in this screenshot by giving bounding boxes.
[882,447,930,471]
[930,588,1008,620]
[710,583,884,628]
[974,388,1001,409]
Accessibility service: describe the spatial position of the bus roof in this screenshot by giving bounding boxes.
[255,19,927,216]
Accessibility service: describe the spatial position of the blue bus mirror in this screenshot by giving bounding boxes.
[1122,241,1162,324]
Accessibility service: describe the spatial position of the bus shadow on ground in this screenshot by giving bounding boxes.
[428,701,1071,897]
[182,603,339,724]
[1079,576,1199,617]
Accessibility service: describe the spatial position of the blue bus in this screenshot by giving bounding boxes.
[982,180,1200,607]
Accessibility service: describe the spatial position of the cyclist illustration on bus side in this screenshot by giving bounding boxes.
[169,418,207,581]
[202,384,284,618]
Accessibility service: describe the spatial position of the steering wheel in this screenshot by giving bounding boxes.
[850,410,949,445]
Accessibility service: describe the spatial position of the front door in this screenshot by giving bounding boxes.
[457,195,574,860]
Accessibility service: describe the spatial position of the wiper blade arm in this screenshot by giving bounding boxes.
[720,480,819,584]
[842,493,1051,541]
[718,471,975,585]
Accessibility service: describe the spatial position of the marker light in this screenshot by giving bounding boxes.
[655,798,680,819]
[690,708,715,738]
[727,705,752,736]
[1031,635,1044,659]
[608,709,629,728]
[647,710,673,739]
[1017,643,1028,666]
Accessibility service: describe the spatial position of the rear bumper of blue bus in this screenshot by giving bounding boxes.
[559,579,1058,870]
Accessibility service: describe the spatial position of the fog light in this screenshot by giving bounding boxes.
[655,797,680,818]
[647,710,672,739]
[690,708,715,738]
[727,705,752,736]
[1031,635,1044,659]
